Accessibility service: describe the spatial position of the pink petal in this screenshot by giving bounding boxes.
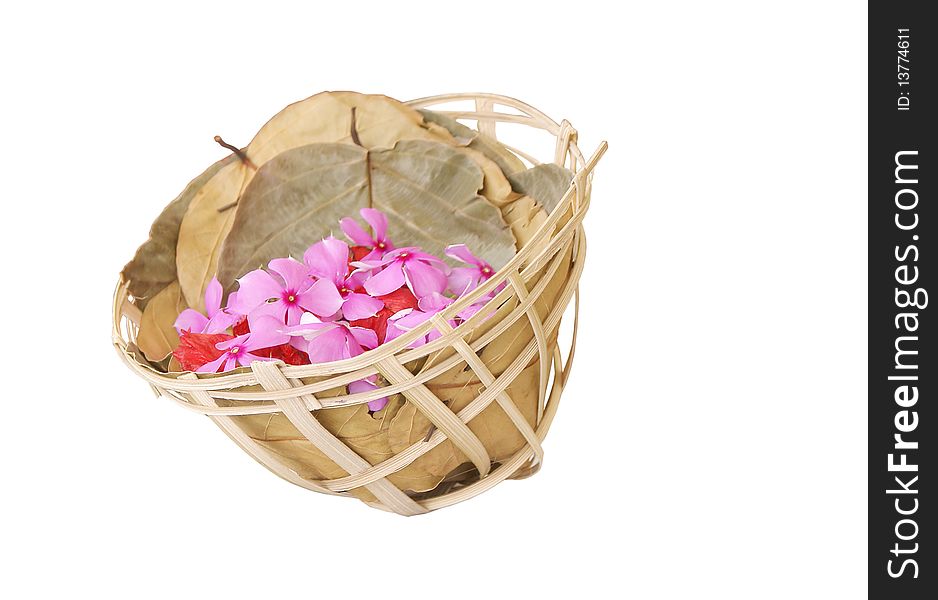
[459,303,490,322]
[360,208,389,243]
[215,333,250,352]
[303,237,349,283]
[225,291,242,315]
[285,304,307,326]
[368,397,389,411]
[403,260,448,298]
[247,300,287,325]
[387,309,434,348]
[298,278,344,317]
[383,309,413,344]
[205,277,224,317]
[358,247,386,263]
[409,250,450,271]
[345,270,369,290]
[349,378,389,412]
[281,319,336,341]
[445,244,482,267]
[345,333,365,357]
[306,327,351,363]
[196,353,228,374]
[244,317,290,350]
[341,292,383,320]
[418,292,453,313]
[339,217,374,247]
[447,267,481,296]
[347,326,378,350]
[174,309,209,334]
[268,257,312,292]
[204,310,240,334]
[383,247,418,262]
[364,261,405,296]
[230,270,282,314]
[239,352,272,367]
[289,336,308,353]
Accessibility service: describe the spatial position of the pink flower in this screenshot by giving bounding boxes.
[196,316,290,373]
[384,292,455,348]
[355,247,449,298]
[445,244,496,295]
[229,257,342,325]
[280,312,379,363]
[340,208,394,256]
[384,287,499,348]
[303,237,383,321]
[174,277,241,334]
[282,312,388,411]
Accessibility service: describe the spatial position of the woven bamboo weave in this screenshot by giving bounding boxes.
[112,93,607,515]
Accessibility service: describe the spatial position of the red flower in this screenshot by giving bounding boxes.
[259,342,310,366]
[232,317,249,336]
[185,319,309,371]
[349,286,419,343]
[173,331,232,372]
[350,245,372,263]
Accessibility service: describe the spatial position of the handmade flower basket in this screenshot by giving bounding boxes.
[112,92,607,515]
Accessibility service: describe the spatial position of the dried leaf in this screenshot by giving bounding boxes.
[248,92,455,165]
[121,154,235,307]
[175,92,457,308]
[176,161,250,309]
[216,140,515,290]
[507,164,574,214]
[419,109,527,175]
[461,146,513,206]
[502,195,548,253]
[135,281,188,362]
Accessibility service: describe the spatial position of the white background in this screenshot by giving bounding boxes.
[0,1,867,598]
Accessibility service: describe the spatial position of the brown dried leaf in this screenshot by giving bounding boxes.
[135,281,188,362]
[176,161,250,309]
[507,164,574,214]
[503,195,549,253]
[419,109,527,175]
[175,92,457,307]
[121,154,235,307]
[247,92,456,165]
[216,140,515,290]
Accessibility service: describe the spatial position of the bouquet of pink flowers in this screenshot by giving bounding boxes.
[172,208,499,411]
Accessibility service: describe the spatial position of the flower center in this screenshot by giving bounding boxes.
[398,252,410,260]
[481,266,492,276]
[339,286,350,295]
[376,241,386,250]
[283,290,298,304]
[228,346,241,355]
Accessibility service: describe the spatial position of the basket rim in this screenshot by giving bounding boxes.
[113,92,606,386]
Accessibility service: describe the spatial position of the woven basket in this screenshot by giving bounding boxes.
[112,93,607,515]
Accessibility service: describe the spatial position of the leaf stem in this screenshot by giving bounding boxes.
[214,135,257,171]
[349,107,373,207]
[350,107,363,147]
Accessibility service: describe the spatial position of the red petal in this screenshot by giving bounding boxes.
[348,286,419,343]
[256,343,311,365]
[350,245,372,262]
[379,287,418,312]
[232,317,249,336]
[173,331,233,372]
